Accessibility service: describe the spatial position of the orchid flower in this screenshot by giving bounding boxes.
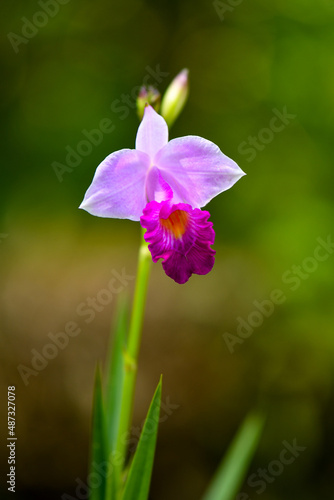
[80,106,245,284]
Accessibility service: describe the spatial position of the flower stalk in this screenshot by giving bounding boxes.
[114,230,152,492]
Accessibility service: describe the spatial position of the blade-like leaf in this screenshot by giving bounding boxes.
[121,377,162,500]
[104,296,128,499]
[89,365,107,500]
[105,295,128,451]
[202,411,265,500]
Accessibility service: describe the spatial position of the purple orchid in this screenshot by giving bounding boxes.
[80,106,245,284]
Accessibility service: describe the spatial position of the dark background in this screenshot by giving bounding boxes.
[1,0,334,498]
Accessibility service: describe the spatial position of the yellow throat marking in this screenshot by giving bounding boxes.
[160,210,189,239]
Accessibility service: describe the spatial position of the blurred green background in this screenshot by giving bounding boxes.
[1,0,334,498]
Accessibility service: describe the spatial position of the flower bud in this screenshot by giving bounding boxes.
[160,69,189,127]
[137,86,161,121]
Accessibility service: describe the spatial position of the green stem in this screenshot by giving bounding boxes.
[114,229,152,494]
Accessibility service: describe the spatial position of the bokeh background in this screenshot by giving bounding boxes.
[1,0,334,498]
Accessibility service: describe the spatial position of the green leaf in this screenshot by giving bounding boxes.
[121,377,162,500]
[89,365,107,500]
[104,296,128,499]
[105,296,128,452]
[201,411,265,500]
